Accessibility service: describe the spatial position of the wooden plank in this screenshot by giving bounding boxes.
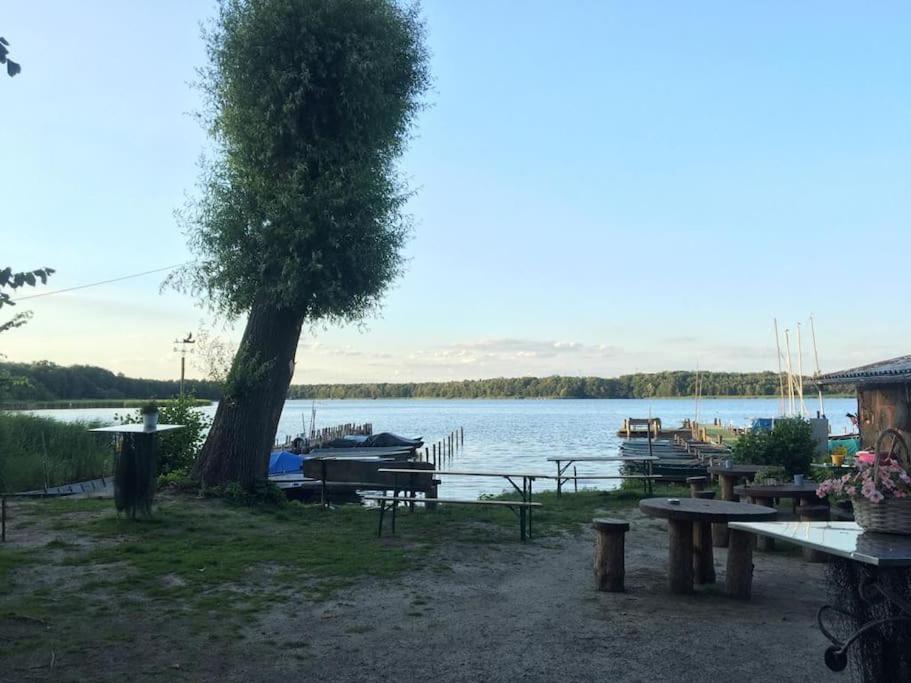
[362,495,541,508]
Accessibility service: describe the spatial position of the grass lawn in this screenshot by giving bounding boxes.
[0,486,670,672]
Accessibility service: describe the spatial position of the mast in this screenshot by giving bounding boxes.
[810,314,825,417]
[796,322,807,417]
[773,318,785,416]
[784,329,795,416]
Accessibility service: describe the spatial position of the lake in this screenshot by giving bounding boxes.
[28,397,856,498]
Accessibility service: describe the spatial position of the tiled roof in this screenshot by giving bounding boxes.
[816,355,911,385]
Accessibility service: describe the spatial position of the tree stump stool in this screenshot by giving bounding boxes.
[798,505,830,563]
[745,496,776,551]
[593,518,630,592]
[687,476,707,498]
[695,490,716,500]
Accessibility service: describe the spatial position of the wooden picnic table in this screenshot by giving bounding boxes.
[379,468,543,535]
[639,497,777,597]
[546,456,660,496]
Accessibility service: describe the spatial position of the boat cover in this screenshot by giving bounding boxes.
[269,450,304,475]
[321,433,423,449]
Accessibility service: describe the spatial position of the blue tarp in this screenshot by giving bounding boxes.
[269,450,304,475]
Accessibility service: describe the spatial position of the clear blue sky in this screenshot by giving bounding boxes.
[2,1,909,382]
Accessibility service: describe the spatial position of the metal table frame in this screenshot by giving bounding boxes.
[547,457,658,496]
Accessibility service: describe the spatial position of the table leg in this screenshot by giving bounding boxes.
[693,521,715,584]
[668,519,694,594]
[555,461,562,497]
[725,529,754,599]
[719,474,735,501]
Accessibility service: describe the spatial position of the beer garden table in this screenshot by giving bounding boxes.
[639,497,777,597]
[729,521,911,680]
[89,424,184,518]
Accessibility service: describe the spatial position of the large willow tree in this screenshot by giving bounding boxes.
[184,0,429,489]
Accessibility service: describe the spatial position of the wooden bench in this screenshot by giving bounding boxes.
[362,494,541,541]
[303,459,438,507]
[592,518,630,592]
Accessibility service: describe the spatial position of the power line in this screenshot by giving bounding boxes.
[11,262,193,302]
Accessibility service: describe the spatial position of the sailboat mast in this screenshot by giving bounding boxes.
[773,318,785,416]
[796,322,807,417]
[784,329,795,416]
[810,314,825,417]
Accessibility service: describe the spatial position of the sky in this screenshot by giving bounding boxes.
[2,1,909,383]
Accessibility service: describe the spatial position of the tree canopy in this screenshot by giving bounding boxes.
[181,0,429,322]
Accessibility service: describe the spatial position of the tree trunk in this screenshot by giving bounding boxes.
[193,294,304,490]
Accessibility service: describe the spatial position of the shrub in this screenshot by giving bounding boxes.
[116,394,212,475]
[732,417,815,476]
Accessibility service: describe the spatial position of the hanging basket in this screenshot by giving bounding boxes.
[855,429,911,535]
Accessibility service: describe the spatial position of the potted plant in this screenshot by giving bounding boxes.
[817,429,911,534]
[140,401,160,430]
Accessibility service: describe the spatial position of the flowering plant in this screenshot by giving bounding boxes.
[816,457,911,504]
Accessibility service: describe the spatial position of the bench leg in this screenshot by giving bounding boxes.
[391,497,398,535]
[725,529,754,599]
[377,500,386,538]
[668,519,694,594]
[520,506,526,542]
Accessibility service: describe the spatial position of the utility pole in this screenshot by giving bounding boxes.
[173,332,195,397]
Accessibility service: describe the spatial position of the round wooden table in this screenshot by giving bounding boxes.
[733,483,822,506]
[639,497,778,598]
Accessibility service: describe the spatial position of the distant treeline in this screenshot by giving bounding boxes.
[287,372,851,400]
[0,362,850,403]
[0,361,222,402]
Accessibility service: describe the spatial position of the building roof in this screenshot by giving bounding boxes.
[816,355,911,386]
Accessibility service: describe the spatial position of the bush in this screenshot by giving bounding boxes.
[732,417,815,477]
[116,394,212,476]
[204,480,287,507]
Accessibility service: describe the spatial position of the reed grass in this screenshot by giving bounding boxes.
[0,412,112,493]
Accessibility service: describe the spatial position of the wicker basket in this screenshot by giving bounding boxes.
[854,429,911,535]
[854,497,911,535]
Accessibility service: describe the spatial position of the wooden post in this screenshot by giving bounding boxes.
[693,521,715,584]
[592,519,629,592]
[460,426,464,446]
[798,505,830,562]
[1,496,6,543]
[725,529,754,599]
[713,473,735,547]
[687,476,707,498]
[667,519,694,594]
[426,479,438,512]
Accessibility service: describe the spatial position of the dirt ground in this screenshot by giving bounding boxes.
[2,504,844,682]
[228,509,838,682]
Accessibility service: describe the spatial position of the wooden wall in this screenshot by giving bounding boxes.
[858,382,911,451]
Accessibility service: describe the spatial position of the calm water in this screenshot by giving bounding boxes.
[28,397,856,498]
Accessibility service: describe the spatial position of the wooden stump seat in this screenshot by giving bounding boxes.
[593,518,630,592]
[687,476,707,497]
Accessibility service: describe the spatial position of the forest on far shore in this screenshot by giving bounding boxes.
[0,361,850,403]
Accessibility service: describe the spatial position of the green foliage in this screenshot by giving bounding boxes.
[732,417,816,476]
[209,480,288,507]
[0,36,22,77]
[117,394,213,475]
[0,413,111,492]
[178,0,430,322]
[139,401,159,415]
[0,360,222,402]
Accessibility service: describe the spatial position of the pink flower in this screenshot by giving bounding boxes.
[867,489,885,503]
